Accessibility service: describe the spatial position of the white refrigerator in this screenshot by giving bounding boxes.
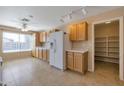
[49,31,71,70]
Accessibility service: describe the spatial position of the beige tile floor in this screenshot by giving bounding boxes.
[2,57,124,86]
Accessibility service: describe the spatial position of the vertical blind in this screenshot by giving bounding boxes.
[3,32,33,52]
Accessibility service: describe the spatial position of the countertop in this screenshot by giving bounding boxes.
[66,49,88,53]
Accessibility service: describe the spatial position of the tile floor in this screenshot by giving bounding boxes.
[2,57,124,86]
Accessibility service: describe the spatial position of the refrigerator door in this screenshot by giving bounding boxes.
[49,31,64,70]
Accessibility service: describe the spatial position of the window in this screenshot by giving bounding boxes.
[3,32,33,53]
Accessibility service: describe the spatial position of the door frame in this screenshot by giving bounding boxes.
[91,16,124,80]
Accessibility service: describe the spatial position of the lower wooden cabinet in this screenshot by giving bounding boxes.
[74,53,83,72]
[43,49,47,61]
[66,52,74,70]
[35,48,39,58]
[66,51,88,74]
[39,49,42,59]
[32,48,36,57]
[32,47,49,62]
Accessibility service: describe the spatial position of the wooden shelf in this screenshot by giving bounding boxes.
[95,36,119,63]
[95,59,119,64]
[108,51,119,53]
[108,40,119,42]
[95,41,106,43]
[108,46,119,48]
[95,51,106,53]
[95,55,119,59]
[95,46,106,48]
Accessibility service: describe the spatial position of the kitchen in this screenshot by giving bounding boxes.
[32,21,88,73]
[0,6,124,86]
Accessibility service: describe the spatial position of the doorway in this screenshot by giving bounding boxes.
[92,17,124,80]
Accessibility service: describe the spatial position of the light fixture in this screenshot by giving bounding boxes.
[60,18,64,23]
[60,7,88,23]
[81,8,87,15]
[20,18,31,32]
[105,21,111,24]
[68,13,72,20]
[21,23,28,32]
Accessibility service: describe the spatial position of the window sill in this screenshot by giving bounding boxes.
[3,49,32,53]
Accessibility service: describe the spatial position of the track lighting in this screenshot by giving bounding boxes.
[68,14,72,20]
[81,8,87,15]
[60,18,64,23]
[59,7,88,23]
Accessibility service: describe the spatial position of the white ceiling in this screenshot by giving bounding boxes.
[0,6,121,31]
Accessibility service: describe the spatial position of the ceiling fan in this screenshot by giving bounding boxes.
[11,15,40,32]
[20,18,30,32]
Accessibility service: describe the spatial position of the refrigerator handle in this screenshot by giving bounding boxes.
[50,39,56,53]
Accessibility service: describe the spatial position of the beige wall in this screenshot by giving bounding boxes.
[0,26,33,61]
[95,21,119,37]
[57,7,124,72]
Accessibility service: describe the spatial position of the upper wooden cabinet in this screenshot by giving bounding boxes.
[34,32,40,47]
[69,22,88,41]
[40,32,47,43]
[77,22,88,40]
[69,24,77,41]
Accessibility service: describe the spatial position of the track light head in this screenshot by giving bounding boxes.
[68,14,72,20]
[81,8,87,15]
[60,18,64,23]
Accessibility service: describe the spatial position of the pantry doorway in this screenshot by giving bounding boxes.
[92,16,124,80]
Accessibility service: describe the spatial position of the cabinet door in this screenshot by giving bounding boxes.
[46,50,49,62]
[35,48,39,58]
[39,49,42,59]
[40,32,47,42]
[66,52,74,70]
[74,53,83,72]
[69,24,77,41]
[32,48,36,57]
[40,32,43,42]
[83,52,88,73]
[77,22,88,40]
[35,33,40,46]
[43,50,47,61]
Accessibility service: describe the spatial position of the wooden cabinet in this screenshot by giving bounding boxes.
[66,51,88,74]
[77,22,88,40]
[42,49,47,61]
[34,33,41,46]
[32,48,36,57]
[39,49,42,59]
[40,32,47,43]
[33,32,48,47]
[69,24,77,41]
[73,53,83,72]
[35,48,39,58]
[32,48,49,62]
[69,22,88,41]
[66,52,74,70]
